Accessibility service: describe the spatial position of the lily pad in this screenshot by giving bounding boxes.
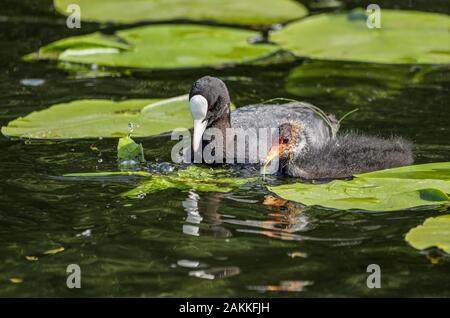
[53,0,308,25]
[285,61,426,105]
[405,215,450,254]
[271,9,450,64]
[268,162,450,212]
[25,24,279,69]
[124,166,255,197]
[355,162,450,181]
[1,95,193,139]
[64,166,254,196]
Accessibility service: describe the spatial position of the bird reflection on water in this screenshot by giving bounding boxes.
[181,190,312,241]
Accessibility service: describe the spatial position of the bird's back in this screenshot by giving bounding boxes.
[231,102,336,150]
[286,132,414,179]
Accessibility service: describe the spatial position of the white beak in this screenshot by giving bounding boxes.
[189,95,208,153]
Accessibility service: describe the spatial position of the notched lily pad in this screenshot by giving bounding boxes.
[25,24,279,70]
[268,162,450,212]
[1,95,192,139]
[272,9,450,64]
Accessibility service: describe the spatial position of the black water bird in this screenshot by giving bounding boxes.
[188,76,413,178]
[188,76,336,163]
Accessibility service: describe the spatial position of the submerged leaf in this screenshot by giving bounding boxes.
[53,0,307,25]
[272,10,450,64]
[43,247,65,255]
[26,24,279,69]
[286,61,425,106]
[123,166,255,197]
[10,278,24,284]
[63,166,254,196]
[405,215,450,254]
[268,162,450,211]
[1,95,191,139]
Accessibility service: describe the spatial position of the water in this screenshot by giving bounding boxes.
[0,0,449,297]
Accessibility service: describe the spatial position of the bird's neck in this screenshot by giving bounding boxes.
[208,107,231,134]
[200,107,231,162]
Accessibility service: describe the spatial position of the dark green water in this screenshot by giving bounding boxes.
[0,1,449,297]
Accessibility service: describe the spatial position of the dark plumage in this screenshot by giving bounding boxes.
[188,76,414,176]
[188,76,336,163]
[275,123,414,180]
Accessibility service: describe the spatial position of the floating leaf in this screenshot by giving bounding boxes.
[53,0,307,25]
[10,278,24,284]
[123,166,255,197]
[285,61,424,105]
[268,162,450,211]
[272,10,450,64]
[63,167,254,196]
[25,256,39,261]
[406,215,450,254]
[1,95,237,140]
[43,247,65,255]
[26,24,279,69]
[355,162,450,181]
[117,136,145,163]
[1,95,193,139]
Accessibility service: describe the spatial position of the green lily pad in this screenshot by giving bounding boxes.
[124,166,254,197]
[64,166,255,195]
[1,95,193,139]
[25,24,279,69]
[54,0,308,25]
[268,162,450,212]
[272,9,450,64]
[355,162,450,181]
[405,215,450,254]
[285,61,426,105]
[117,136,145,162]
[1,95,237,140]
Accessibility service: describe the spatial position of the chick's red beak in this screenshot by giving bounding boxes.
[265,140,288,163]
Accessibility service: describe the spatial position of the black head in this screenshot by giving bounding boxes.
[189,76,230,114]
[189,76,231,152]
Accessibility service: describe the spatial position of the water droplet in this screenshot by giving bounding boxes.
[128,122,135,136]
[137,192,146,199]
